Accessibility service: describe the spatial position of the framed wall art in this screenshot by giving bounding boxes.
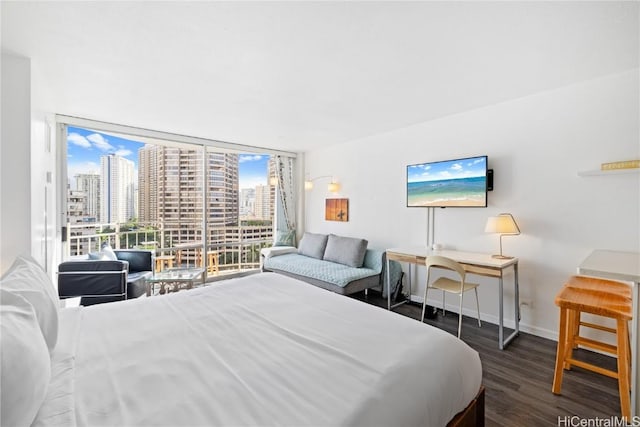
[325,198,348,222]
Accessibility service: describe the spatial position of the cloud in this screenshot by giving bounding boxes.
[450,163,463,171]
[87,133,114,151]
[115,148,133,157]
[68,132,92,148]
[239,154,264,163]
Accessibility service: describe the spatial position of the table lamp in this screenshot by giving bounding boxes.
[485,213,520,259]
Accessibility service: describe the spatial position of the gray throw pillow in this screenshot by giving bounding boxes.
[274,229,296,247]
[298,233,328,259]
[323,234,368,268]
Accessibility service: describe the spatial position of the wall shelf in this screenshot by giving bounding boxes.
[577,168,640,177]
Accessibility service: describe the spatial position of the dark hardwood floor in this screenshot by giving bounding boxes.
[351,292,622,426]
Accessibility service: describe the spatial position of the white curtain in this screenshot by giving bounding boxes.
[275,156,296,232]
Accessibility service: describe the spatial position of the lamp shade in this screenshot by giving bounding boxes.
[304,175,339,192]
[485,213,520,235]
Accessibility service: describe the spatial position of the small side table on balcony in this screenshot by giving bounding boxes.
[145,268,205,296]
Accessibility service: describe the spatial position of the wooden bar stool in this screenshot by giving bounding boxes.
[563,275,632,370]
[564,275,632,298]
[552,282,632,419]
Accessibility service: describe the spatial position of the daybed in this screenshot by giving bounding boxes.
[262,232,400,295]
[1,255,484,427]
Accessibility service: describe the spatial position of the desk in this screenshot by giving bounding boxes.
[386,247,520,350]
[578,249,640,415]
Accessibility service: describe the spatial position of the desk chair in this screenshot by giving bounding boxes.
[421,255,481,339]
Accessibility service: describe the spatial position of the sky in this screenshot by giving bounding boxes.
[407,155,487,183]
[67,126,268,189]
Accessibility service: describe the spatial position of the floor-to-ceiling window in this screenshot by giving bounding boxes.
[60,118,293,280]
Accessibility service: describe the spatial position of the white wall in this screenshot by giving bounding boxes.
[304,69,640,340]
[1,53,57,276]
[1,53,32,274]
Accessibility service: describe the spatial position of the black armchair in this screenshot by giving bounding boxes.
[114,249,153,299]
[58,250,153,306]
[58,260,129,306]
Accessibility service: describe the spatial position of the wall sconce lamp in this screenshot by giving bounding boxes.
[304,175,340,193]
[484,213,520,259]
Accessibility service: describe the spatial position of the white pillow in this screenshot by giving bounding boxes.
[1,255,59,351]
[101,244,118,261]
[0,289,52,426]
[88,251,107,260]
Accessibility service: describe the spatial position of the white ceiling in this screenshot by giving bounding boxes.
[2,1,638,153]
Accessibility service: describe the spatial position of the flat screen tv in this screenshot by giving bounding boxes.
[407,155,488,207]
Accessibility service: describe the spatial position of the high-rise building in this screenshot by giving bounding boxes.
[138,145,158,223]
[254,184,271,220]
[267,157,277,220]
[138,145,239,246]
[100,154,135,223]
[74,173,100,220]
[240,188,256,218]
[67,189,86,223]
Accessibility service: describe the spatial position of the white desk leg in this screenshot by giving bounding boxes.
[386,255,391,310]
[499,263,520,350]
[499,276,504,350]
[514,263,520,335]
[408,263,413,303]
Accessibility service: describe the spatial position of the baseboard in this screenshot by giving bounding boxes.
[410,294,559,342]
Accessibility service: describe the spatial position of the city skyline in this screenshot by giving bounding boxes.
[67,126,269,189]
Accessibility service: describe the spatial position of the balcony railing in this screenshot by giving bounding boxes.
[66,222,273,277]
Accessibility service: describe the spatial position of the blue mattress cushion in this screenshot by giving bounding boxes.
[264,250,383,288]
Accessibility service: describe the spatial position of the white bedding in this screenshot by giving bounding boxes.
[38,273,482,427]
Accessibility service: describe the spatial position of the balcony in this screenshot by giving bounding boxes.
[66,222,273,279]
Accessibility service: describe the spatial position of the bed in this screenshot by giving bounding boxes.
[2,256,483,427]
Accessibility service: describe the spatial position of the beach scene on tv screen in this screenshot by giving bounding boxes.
[407,157,487,207]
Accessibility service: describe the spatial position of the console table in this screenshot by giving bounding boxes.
[386,247,520,350]
[577,249,640,415]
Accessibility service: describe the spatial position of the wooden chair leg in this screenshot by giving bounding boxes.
[552,307,568,394]
[564,309,577,370]
[617,319,631,420]
[572,310,580,349]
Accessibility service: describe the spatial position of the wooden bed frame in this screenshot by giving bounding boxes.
[447,385,485,427]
